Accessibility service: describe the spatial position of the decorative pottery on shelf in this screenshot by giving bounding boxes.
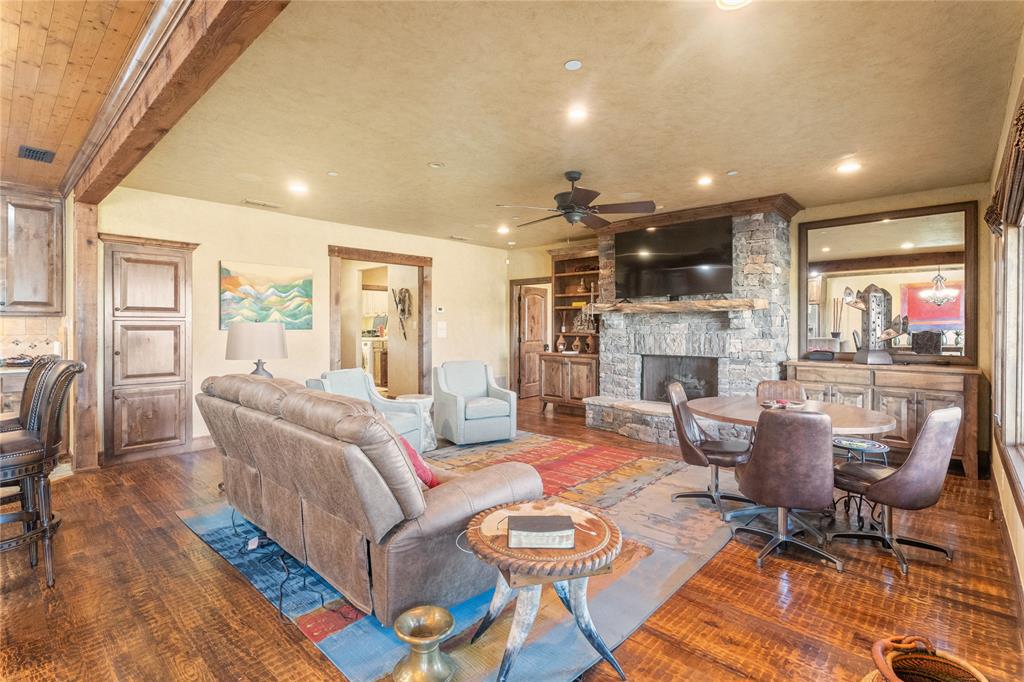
[556,334,566,352]
[585,336,597,354]
[571,336,582,352]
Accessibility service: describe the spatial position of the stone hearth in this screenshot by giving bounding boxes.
[585,209,792,446]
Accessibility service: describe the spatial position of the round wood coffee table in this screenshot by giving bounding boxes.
[686,396,896,436]
[465,499,626,682]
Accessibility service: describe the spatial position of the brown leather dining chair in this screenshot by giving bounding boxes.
[667,382,754,519]
[755,379,807,402]
[827,407,961,574]
[0,355,60,433]
[0,360,84,586]
[733,409,844,572]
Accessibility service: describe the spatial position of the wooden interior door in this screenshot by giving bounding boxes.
[518,286,547,397]
[104,240,192,463]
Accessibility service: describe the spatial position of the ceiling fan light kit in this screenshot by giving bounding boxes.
[497,170,657,231]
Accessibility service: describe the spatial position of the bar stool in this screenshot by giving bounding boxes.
[0,354,59,433]
[0,360,84,587]
[831,435,891,528]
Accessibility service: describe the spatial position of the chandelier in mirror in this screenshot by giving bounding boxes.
[919,265,959,307]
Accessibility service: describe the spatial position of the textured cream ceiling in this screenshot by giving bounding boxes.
[808,212,965,261]
[122,1,1024,249]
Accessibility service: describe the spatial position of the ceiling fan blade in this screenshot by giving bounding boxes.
[496,204,561,212]
[580,213,611,229]
[591,200,657,214]
[568,187,600,207]
[517,213,565,227]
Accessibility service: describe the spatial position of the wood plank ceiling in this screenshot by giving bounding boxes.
[0,0,154,191]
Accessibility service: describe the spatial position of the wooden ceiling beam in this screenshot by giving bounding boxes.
[73,0,288,204]
[810,250,964,274]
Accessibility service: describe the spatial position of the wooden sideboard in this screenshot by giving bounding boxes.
[785,360,982,479]
[539,353,598,410]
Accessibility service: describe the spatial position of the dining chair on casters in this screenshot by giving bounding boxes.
[733,409,844,572]
[667,382,754,520]
[827,407,961,575]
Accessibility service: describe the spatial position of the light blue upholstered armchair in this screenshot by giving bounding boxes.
[432,361,516,445]
[305,369,426,452]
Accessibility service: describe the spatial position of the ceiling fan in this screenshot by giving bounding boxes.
[497,170,657,230]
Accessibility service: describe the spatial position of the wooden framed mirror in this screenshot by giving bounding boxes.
[797,201,978,365]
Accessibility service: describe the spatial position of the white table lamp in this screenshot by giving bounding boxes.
[226,321,287,377]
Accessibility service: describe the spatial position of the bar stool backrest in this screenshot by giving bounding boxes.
[19,354,60,431]
[34,361,85,456]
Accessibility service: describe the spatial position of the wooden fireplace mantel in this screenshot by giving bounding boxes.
[587,299,769,314]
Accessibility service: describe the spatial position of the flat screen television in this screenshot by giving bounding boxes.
[615,217,733,298]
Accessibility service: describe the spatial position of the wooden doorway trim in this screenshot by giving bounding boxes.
[327,246,432,393]
[509,276,552,395]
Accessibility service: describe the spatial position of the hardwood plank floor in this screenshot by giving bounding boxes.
[2,399,1022,680]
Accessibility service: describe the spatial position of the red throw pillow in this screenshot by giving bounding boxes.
[399,436,440,488]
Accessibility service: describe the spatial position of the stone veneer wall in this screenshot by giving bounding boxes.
[597,211,791,400]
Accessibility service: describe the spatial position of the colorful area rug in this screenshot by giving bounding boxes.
[178,432,734,681]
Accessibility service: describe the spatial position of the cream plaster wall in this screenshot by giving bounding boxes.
[97,187,510,438]
[386,264,420,396]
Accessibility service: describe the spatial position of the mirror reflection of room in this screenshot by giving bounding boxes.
[806,210,966,358]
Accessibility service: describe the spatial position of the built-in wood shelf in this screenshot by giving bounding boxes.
[554,270,599,277]
[587,298,769,314]
[555,305,590,311]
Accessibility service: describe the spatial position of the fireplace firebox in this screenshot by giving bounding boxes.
[641,355,719,402]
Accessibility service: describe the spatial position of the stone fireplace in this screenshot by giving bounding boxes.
[641,355,718,402]
[584,199,796,446]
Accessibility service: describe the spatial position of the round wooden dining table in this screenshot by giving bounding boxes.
[687,396,896,436]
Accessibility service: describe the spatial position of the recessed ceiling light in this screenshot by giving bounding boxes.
[497,225,510,235]
[564,59,582,71]
[715,0,752,10]
[511,215,520,220]
[287,181,309,194]
[810,270,819,277]
[656,204,664,209]
[326,171,339,177]
[726,169,739,176]
[836,160,862,174]
[568,104,587,122]
[646,227,657,232]
[882,218,891,223]
[900,242,915,249]
[821,246,831,253]
[507,241,517,246]
[427,161,446,168]
[697,175,713,186]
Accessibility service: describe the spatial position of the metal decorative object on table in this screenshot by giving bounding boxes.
[396,393,437,451]
[464,499,626,682]
[843,285,910,365]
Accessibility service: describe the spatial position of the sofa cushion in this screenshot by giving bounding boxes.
[465,396,510,420]
[441,361,488,399]
[279,389,426,519]
[387,412,420,436]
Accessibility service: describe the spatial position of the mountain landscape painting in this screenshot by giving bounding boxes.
[219,261,313,330]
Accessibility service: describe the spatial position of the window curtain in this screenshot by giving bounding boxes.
[987,82,1024,236]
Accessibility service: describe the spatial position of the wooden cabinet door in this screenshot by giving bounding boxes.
[873,387,916,449]
[803,382,830,402]
[112,320,186,387]
[540,356,565,401]
[1,194,63,315]
[111,385,188,456]
[110,248,187,318]
[566,358,597,401]
[917,390,966,456]
[831,383,871,408]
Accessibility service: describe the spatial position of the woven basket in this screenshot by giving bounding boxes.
[861,636,988,682]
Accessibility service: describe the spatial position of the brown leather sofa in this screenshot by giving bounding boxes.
[196,374,543,626]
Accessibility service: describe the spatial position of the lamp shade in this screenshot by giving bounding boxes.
[225,321,287,360]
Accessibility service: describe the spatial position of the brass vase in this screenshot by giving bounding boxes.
[392,605,456,682]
